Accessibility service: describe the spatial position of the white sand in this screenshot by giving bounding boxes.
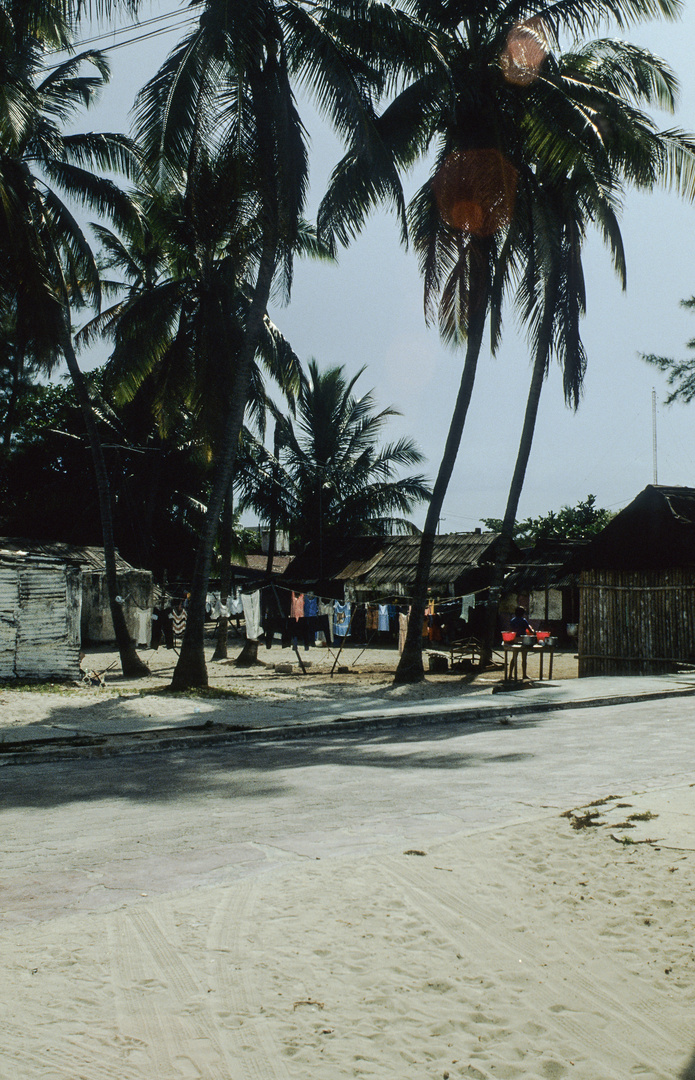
[0,642,579,735]
[1,787,694,1079]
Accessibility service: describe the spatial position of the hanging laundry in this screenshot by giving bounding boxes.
[151,606,163,649]
[378,604,390,632]
[316,598,333,645]
[172,604,187,639]
[229,590,244,616]
[460,594,476,620]
[428,610,444,643]
[333,600,351,638]
[398,609,409,654]
[241,591,262,641]
[304,593,319,618]
[291,591,305,619]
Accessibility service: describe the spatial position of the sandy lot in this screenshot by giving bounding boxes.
[0,640,579,734]
[1,786,694,1080]
[5,642,694,1079]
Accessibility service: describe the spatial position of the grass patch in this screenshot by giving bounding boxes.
[140,686,248,701]
[0,680,82,695]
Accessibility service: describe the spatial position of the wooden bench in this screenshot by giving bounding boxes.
[426,637,491,671]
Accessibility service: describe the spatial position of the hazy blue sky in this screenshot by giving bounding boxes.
[76,1,695,531]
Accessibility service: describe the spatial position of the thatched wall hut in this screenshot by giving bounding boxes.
[577,485,695,676]
[502,539,585,641]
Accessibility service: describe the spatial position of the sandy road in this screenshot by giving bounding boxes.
[2,694,695,1079]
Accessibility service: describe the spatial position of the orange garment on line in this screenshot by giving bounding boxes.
[291,592,305,619]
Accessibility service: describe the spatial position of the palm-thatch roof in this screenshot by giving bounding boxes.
[283,531,518,598]
[576,486,695,571]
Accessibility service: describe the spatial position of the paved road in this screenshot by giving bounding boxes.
[2,694,694,923]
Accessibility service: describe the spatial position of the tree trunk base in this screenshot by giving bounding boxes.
[171,651,208,690]
[234,640,263,667]
[212,617,229,661]
[393,649,425,684]
[118,642,151,678]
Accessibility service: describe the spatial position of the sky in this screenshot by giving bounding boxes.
[72,0,695,532]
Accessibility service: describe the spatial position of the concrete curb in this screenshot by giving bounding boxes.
[1,683,694,766]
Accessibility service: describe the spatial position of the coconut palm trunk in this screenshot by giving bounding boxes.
[394,290,488,683]
[172,238,277,690]
[480,269,561,664]
[211,481,234,662]
[61,331,150,677]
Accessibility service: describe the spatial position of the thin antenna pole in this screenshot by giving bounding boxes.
[652,388,658,485]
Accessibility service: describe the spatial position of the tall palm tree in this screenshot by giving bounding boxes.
[132,0,435,688]
[479,37,695,659]
[240,359,431,551]
[0,0,150,674]
[84,169,307,658]
[318,0,695,682]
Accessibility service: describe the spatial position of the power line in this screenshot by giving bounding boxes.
[44,7,196,68]
[62,6,189,49]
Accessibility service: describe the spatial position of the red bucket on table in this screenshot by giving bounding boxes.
[502,631,516,643]
[536,631,550,642]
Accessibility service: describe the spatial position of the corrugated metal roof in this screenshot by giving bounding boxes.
[283,537,385,583]
[0,538,140,573]
[503,539,587,591]
[233,554,294,575]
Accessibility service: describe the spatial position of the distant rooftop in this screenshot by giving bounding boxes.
[0,538,141,573]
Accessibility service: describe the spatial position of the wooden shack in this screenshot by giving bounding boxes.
[577,485,695,676]
[0,551,82,680]
[0,539,153,645]
[502,539,585,642]
[283,531,517,602]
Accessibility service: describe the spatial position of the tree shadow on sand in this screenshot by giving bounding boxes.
[0,699,543,810]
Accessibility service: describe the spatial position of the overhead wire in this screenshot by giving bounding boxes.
[43,6,197,69]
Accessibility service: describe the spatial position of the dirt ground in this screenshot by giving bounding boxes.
[83,636,579,695]
[0,637,578,736]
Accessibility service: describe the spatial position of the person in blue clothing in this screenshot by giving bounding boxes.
[510,606,534,635]
[509,605,536,680]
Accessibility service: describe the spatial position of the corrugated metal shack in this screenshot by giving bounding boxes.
[576,485,695,676]
[502,539,585,640]
[0,539,153,646]
[283,531,516,601]
[0,550,81,680]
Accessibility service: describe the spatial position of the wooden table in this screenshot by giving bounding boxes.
[503,644,555,682]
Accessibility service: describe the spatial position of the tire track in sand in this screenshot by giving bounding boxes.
[382,854,683,1077]
[108,901,236,1078]
[207,879,294,1080]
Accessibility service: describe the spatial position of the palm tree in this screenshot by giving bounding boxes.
[84,169,308,660]
[317,0,695,682]
[479,38,695,660]
[131,0,434,688]
[240,358,431,552]
[0,1,150,675]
